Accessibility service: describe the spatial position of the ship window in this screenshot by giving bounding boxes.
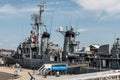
[55,56,57,61]
[119,61,120,67]
[27,48,30,53]
[119,54,120,58]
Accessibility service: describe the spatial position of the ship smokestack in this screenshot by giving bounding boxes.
[41,32,50,54]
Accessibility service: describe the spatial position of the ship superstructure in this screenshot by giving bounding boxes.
[57,26,80,64]
[78,38,120,70]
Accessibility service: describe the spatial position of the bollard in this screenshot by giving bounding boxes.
[14,70,18,76]
[56,71,60,77]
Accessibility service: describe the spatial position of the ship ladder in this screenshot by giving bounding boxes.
[38,64,45,75]
[38,64,51,76]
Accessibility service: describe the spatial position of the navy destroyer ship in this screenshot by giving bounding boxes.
[2,3,86,72]
[3,3,61,69]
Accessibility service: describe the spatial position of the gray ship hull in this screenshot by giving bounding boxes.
[3,57,42,69]
[3,56,60,69]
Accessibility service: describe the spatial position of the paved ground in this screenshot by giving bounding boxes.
[0,72,20,80]
[0,66,69,80]
[0,66,31,80]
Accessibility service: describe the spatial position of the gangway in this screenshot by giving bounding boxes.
[38,64,45,75]
[38,63,67,76]
[38,64,52,76]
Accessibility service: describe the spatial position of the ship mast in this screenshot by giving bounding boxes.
[38,3,45,55]
[32,3,45,55]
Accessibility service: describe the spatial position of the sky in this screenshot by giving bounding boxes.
[0,0,120,50]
